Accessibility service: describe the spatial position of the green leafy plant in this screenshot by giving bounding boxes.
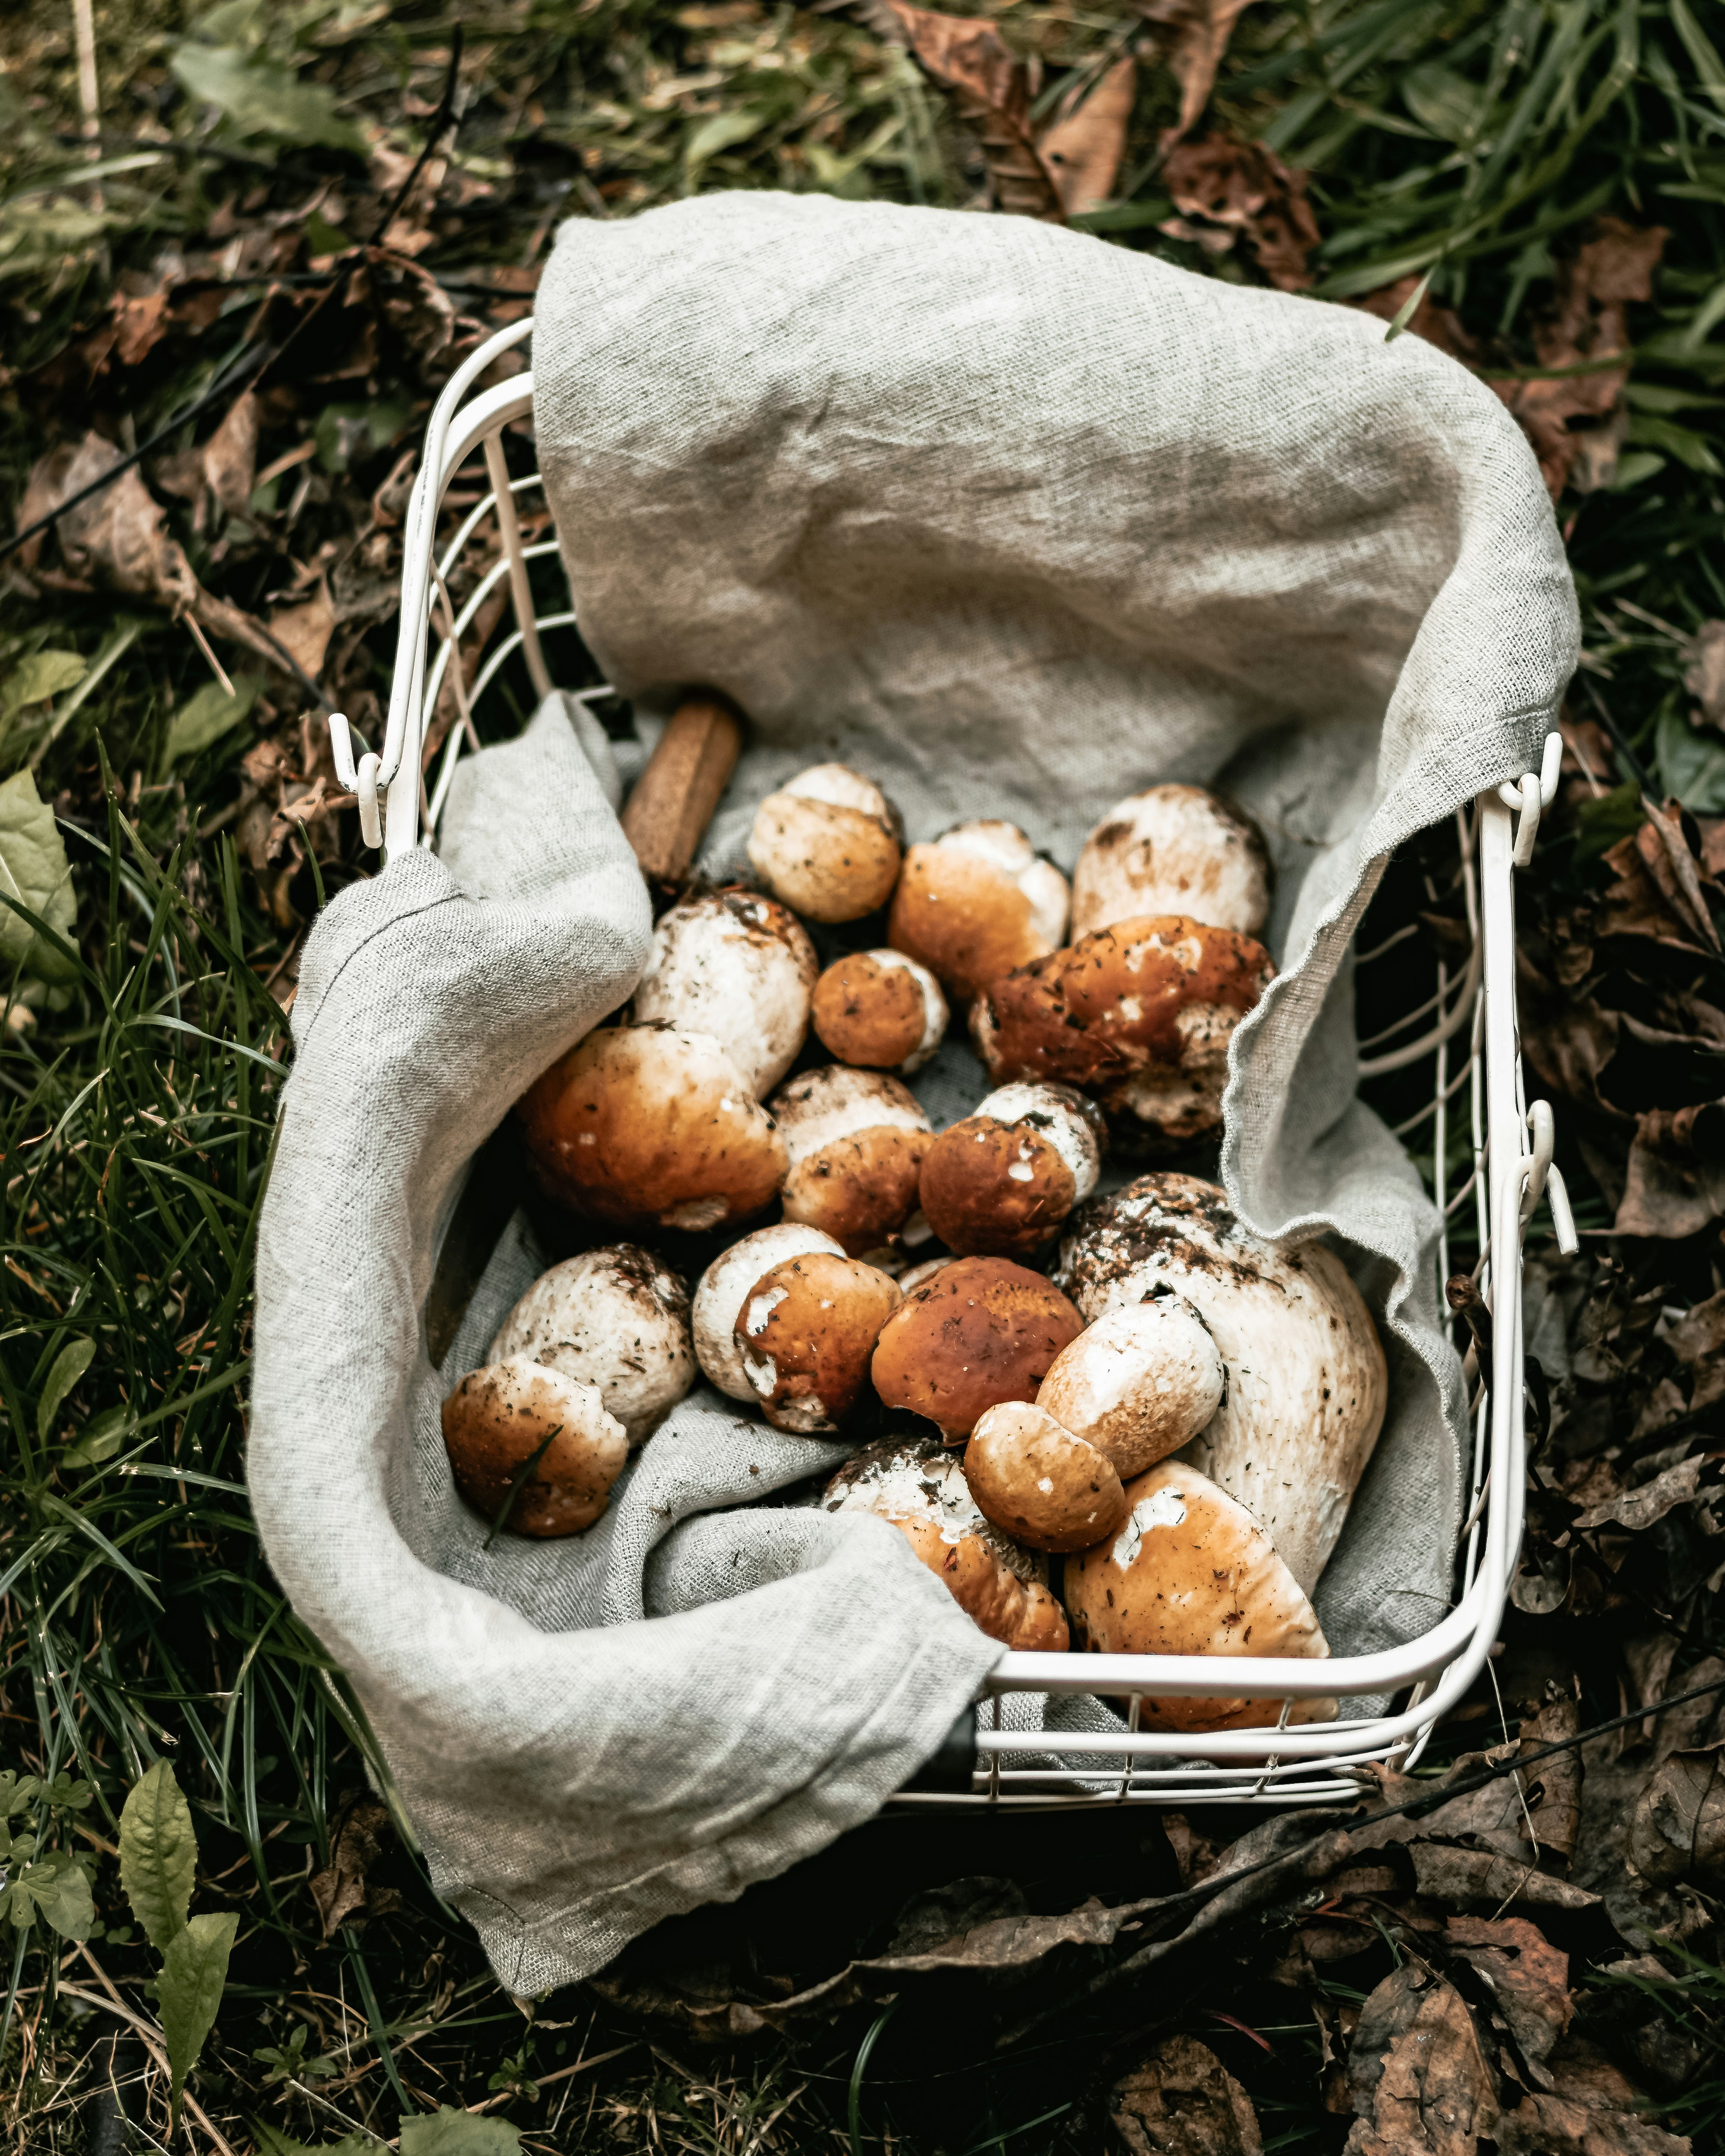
[0,1768,96,1942]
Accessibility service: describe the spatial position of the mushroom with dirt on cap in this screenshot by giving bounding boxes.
[811,949,948,1075]
[917,1081,1106,1259]
[888,819,1070,1005]
[630,888,817,1097]
[733,1249,902,1434]
[823,1430,1069,1650]
[747,763,904,923]
[488,1244,695,1446]
[771,1063,934,1259]
[517,1024,787,1234]
[1071,784,1272,941]
[441,1361,629,1537]
[962,1400,1127,1553]
[870,1254,1085,1441]
[692,1221,847,1398]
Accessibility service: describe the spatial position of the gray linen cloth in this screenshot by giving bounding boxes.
[249,190,1578,1994]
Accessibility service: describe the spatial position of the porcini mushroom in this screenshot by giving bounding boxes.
[1035,1295,1224,1479]
[771,1064,934,1257]
[747,763,904,922]
[1056,1173,1387,1593]
[1063,1460,1336,1733]
[888,820,1070,1004]
[736,1250,902,1433]
[972,915,1275,1148]
[811,949,948,1075]
[963,1401,1127,1553]
[1072,785,1272,941]
[441,1361,629,1537]
[823,1431,1068,1650]
[692,1221,847,1398]
[489,1245,695,1445]
[918,1081,1106,1258]
[870,1255,1085,1440]
[518,1024,787,1233]
[631,889,817,1096]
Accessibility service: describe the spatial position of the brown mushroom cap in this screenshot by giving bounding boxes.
[747,764,904,923]
[518,1024,788,1234]
[823,1432,1068,1650]
[964,1401,1127,1552]
[1035,1294,1223,1478]
[870,1254,1085,1439]
[771,1064,934,1257]
[736,1251,903,1434]
[1055,1173,1388,1594]
[441,1361,629,1537]
[887,819,1071,1004]
[489,1245,695,1445]
[691,1221,847,1398]
[971,915,1275,1146]
[630,888,817,1096]
[1072,785,1273,941]
[918,1081,1106,1258]
[811,949,949,1075]
[1063,1460,1335,1733]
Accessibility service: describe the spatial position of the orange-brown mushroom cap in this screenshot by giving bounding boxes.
[810,950,948,1073]
[441,1361,629,1537]
[887,821,1070,1004]
[870,1255,1085,1439]
[963,1401,1127,1552]
[735,1251,902,1434]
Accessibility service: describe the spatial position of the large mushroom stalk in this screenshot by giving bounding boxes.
[1056,1173,1387,1596]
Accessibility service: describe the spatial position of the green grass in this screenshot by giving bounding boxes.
[3,0,1725,2147]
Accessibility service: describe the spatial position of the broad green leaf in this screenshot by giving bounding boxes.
[119,1759,196,1950]
[0,766,79,984]
[164,675,259,767]
[0,1771,41,1816]
[2,650,86,717]
[253,2121,380,2155]
[36,1337,95,1442]
[684,106,768,172]
[171,43,365,152]
[1657,706,1725,814]
[25,1851,95,1940]
[63,1406,134,1468]
[159,1910,238,2120]
[399,2109,524,2156]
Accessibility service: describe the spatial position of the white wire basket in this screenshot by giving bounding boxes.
[333,321,1580,1811]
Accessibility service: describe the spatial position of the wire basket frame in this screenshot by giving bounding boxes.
[334,324,1580,1808]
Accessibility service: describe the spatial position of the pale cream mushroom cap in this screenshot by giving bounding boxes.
[887,818,1071,1004]
[489,1246,695,1446]
[747,763,903,924]
[1064,1459,1336,1733]
[963,1400,1127,1553]
[440,1360,629,1538]
[692,1221,846,1399]
[771,1064,934,1256]
[823,1432,1069,1651]
[630,889,817,1096]
[1072,785,1272,941]
[1055,1173,1388,1594]
[1035,1294,1224,1479]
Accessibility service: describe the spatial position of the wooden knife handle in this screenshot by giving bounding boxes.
[620,696,745,887]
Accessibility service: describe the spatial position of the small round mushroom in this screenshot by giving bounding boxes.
[692,1221,847,1398]
[441,1360,629,1537]
[972,915,1275,1148]
[870,1255,1085,1440]
[823,1431,1069,1650]
[736,1250,902,1433]
[747,763,904,922]
[918,1082,1106,1258]
[1072,785,1272,941]
[887,820,1071,1004]
[630,888,818,1096]
[771,1065,934,1257]
[963,1401,1128,1553]
[1063,1460,1336,1734]
[810,950,949,1075]
[518,1024,787,1233]
[1056,1173,1388,1594]
[489,1245,695,1445]
[1035,1294,1223,1479]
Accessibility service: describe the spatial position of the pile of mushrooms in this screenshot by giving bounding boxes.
[439,763,1391,1734]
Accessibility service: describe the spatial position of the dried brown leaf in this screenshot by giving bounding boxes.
[1112,2035,1263,2156]
[1495,2035,1693,2155]
[268,579,337,682]
[1406,1845,1601,1912]
[1445,1914,1573,2074]
[307,1794,395,1940]
[202,391,260,522]
[882,0,1066,219]
[1614,1105,1725,1240]
[1573,1455,1705,1533]
[1161,135,1319,290]
[1627,1746,1725,1893]
[31,433,197,608]
[1039,57,1136,216]
[1685,622,1725,733]
[1138,0,1256,139]
[113,288,170,369]
[1344,1961,1499,2156]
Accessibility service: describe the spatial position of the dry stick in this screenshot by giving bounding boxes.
[462,2040,641,2116]
[620,699,745,885]
[994,1667,1725,2048]
[70,0,102,208]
